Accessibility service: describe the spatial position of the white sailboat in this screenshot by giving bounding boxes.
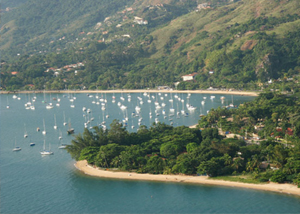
[58,139,67,149]
[46,103,54,109]
[13,138,21,151]
[105,106,109,119]
[40,139,54,155]
[169,92,173,102]
[24,124,28,138]
[63,111,67,126]
[6,96,10,109]
[169,96,175,113]
[54,114,58,130]
[30,102,35,110]
[58,129,63,140]
[229,95,234,107]
[42,119,47,135]
[70,100,75,108]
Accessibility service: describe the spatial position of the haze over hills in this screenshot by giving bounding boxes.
[1,0,300,91]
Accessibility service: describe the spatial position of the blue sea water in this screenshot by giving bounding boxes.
[1,92,299,214]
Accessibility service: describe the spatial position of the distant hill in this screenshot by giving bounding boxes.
[1,0,300,91]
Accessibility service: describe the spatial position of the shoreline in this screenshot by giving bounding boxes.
[0,89,259,96]
[75,160,300,196]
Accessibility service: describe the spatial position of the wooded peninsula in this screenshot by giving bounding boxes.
[67,92,300,189]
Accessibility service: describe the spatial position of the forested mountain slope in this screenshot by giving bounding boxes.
[0,0,195,59]
[1,0,300,91]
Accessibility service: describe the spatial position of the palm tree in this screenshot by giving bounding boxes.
[251,154,260,169]
[223,154,232,166]
[246,160,254,172]
[66,133,88,160]
[231,157,243,172]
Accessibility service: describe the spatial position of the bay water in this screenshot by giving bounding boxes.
[1,92,300,213]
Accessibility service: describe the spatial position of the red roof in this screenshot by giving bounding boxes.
[286,128,293,136]
[183,72,198,77]
[182,72,198,77]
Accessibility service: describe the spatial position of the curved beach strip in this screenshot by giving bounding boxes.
[75,160,299,196]
[1,89,258,96]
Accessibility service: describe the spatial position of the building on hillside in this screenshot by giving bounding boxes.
[286,128,293,136]
[11,71,18,75]
[254,124,265,131]
[157,86,170,90]
[174,82,181,87]
[133,16,148,25]
[181,73,198,81]
[197,3,210,10]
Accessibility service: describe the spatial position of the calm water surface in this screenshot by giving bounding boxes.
[1,92,299,214]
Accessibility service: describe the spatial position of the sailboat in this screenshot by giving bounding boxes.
[176,103,180,118]
[63,111,67,126]
[13,138,21,151]
[24,124,28,138]
[46,103,54,109]
[58,142,67,149]
[70,100,75,108]
[58,138,67,149]
[54,114,57,130]
[29,136,35,146]
[42,119,47,135]
[199,106,204,117]
[149,106,153,118]
[67,119,75,135]
[229,95,234,107]
[58,129,63,140]
[6,96,10,109]
[40,139,54,155]
[30,102,35,110]
[105,107,109,119]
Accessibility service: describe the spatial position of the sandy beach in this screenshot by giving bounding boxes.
[0,89,259,96]
[75,160,300,196]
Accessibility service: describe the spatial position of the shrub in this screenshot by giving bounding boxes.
[270,170,286,183]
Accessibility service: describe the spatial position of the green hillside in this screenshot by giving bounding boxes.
[0,0,195,60]
[1,0,300,91]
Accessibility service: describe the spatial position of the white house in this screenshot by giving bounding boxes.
[133,16,148,25]
[197,3,210,10]
[181,73,198,81]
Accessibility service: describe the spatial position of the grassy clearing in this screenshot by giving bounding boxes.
[268,19,300,37]
[209,174,265,184]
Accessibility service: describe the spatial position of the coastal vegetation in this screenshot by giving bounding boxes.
[66,92,300,187]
